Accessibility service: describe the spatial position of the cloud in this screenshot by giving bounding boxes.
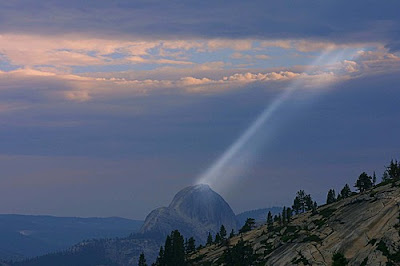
[206,40,253,51]
[260,39,379,52]
[64,91,91,102]
[0,34,201,70]
[230,53,270,60]
[1,0,399,49]
[343,60,358,73]
[0,46,398,109]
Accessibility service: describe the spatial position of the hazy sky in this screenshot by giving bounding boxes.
[1,1,400,219]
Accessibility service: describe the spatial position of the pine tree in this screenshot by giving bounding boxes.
[372,171,377,186]
[286,207,292,222]
[312,201,318,214]
[282,206,287,225]
[293,190,314,213]
[214,233,221,244]
[222,238,256,265]
[304,194,313,211]
[170,230,185,266]
[155,246,164,266]
[219,225,227,240]
[206,232,213,246]
[267,211,273,229]
[156,230,185,266]
[186,237,196,254]
[163,235,172,265]
[138,252,147,266]
[298,190,306,212]
[383,159,400,182]
[229,229,235,238]
[326,189,336,204]
[292,196,301,214]
[239,218,255,233]
[355,172,373,192]
[340,184,351,199]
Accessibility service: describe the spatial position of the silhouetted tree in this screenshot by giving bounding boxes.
[155,230,185,266]
[155,246,164,266]
[298,190,307,212]
[355,172,373,192]
[163,235,172,265]
[312,201,318,214]
[138,252,147,266]
[229,229,235,238]
[170,230,185,266]
[214,233,221,244]
[239,218,255,233]
[372,171,377,186]
[293,190,314,213]
[206,232,213,246]
[267,211,273,230]
[185,237,196,254]
[382,159,400,182]
[340,184,351,199]
[326,189,336,204]
[292,196,301,214]
[282,206,287,225]
[286,207,292,222]
[222,238,256,265]
[219,225,227,240]
[304,194,313,210]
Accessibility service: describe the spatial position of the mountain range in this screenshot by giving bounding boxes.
[0,215,143,261]
[4,184,240,265]
[0,187,279,264]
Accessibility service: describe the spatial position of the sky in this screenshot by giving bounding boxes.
[1,0,400,220]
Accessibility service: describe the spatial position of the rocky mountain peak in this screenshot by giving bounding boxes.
[140,184,238,243]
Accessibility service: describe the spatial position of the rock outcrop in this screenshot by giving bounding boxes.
[140,184,238,243]
[189,182,400,265]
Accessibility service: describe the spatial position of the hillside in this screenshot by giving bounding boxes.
[0,215,143,261]
[188,181,400,265]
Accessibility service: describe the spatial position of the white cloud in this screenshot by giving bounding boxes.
[343,60,359,73]
[64,90,91,102]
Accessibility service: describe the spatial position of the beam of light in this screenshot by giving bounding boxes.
[196,50,353,191]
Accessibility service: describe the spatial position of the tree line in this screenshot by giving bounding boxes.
[325,159,400,206]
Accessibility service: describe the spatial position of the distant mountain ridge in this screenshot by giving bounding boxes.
[11,184,239,265]
[6,185,288,265]
[0,214,143,261]
[236,207,283,227]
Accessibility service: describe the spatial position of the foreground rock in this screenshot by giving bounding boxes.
[189,182,400,265]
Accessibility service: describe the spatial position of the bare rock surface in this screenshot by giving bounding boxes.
[140,184,238,243]
[189,182,400,265]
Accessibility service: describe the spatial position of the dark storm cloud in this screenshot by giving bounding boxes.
[1,0,399,45]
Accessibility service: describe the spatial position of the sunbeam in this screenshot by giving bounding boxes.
[196,50,355,191]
